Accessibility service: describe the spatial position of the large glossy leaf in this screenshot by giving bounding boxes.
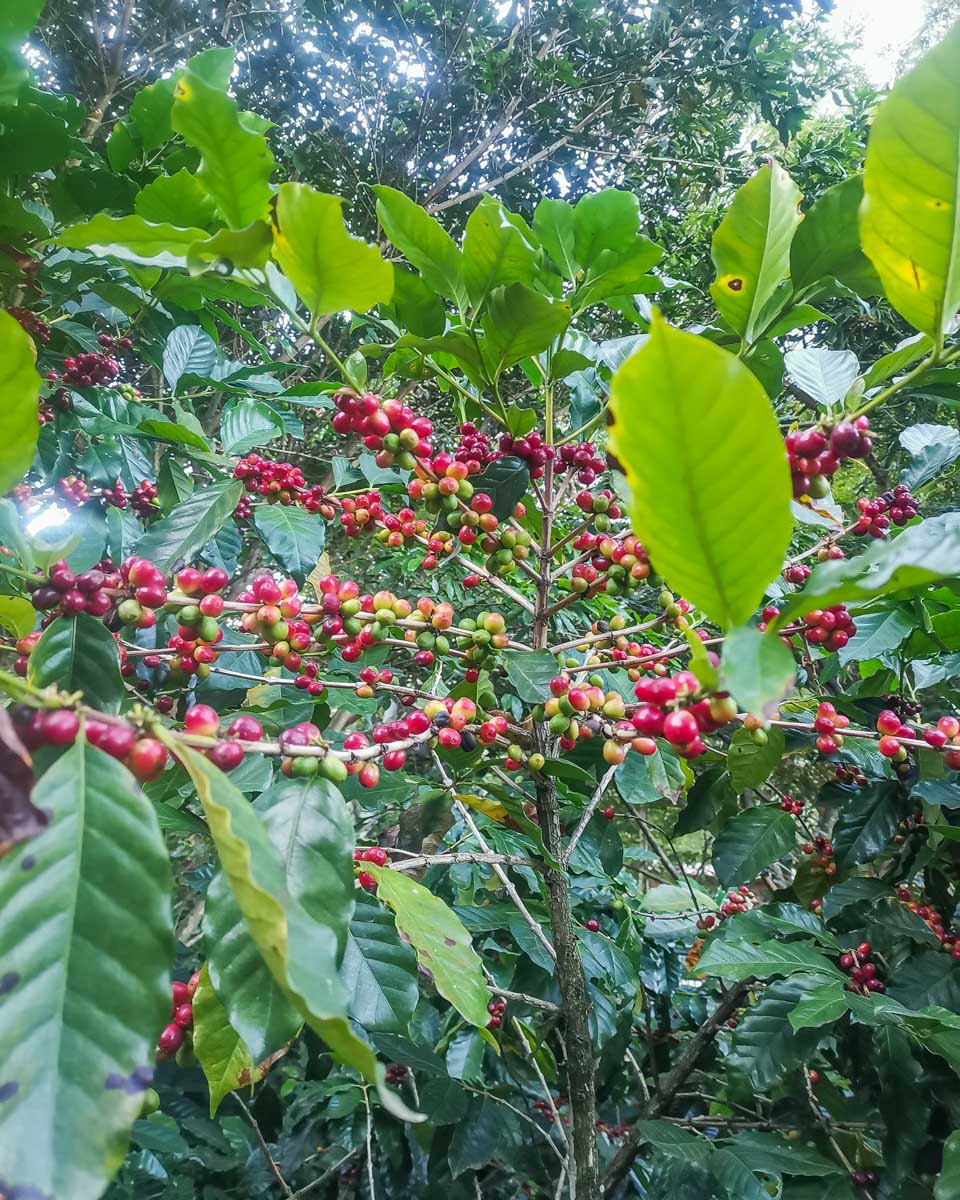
[936,1131,960,1200]
[776,514,960,623]
[134,168,218,228]
[694,937,844,982]
[783,348,859,409]
[900,422,960,487]
[365,865,491,1027]
[726,724,785,792]
[710,162,802,344]
[0,1,45,105]
[790,176,882,296]
[28,613,125,712]
[574,240,663,312]
[271,183,393,318]
[340,891,419,1033]
[831,782,901,870]
[0,741,173,1200]
[712,806,796,888]
[726,1130,840,1178]
[533,196,577,279]
[609,317,792,628]
[462,196,537,310]
[479,284,571,378]
[720,624,795,718]
[471,456,529,521]
[0,310,40,495]
[134,480,242,574]
[173,747,418,1118]
[220,397,284,455]
[162,325,218,389]
[788,981,849,1031]
[861,21,960,345]
[254,503,327,583]
[726,975,823,1089]
[192,966,262,1117]
[502,649,557,702]
[837,606,913,665]
[56,214,208,268]
[573,189,641,267]
[171,66,274,229]
[374,185,468,310]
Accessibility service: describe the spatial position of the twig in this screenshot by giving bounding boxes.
[563,764,617,864]
[512,1016,569,1150]
[288,1150,360,1200]
[491,986,559,1014]
[234,1094,293,1198]
[363,1088,377,1200]
[391,851,541,873]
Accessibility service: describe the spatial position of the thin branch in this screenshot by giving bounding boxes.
[563,764,617,864]
[234,1094,293,1198]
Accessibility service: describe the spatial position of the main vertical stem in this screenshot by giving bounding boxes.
[533,462,600,1200]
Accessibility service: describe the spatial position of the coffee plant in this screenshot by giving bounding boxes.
[2,9,960,1200]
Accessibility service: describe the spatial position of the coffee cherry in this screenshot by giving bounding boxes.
[184,704,219,737]
[157,1023,183,1055]
[585,918,600,933]
[127,738,168,782]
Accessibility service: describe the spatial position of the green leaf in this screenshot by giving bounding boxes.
[837,606,913,665]
[860,21,960,345]
[502,649,557,702]
[220,397,284,455]
[573,240,663,312]
[831,782,901,870]
[790,175,882,297]
[712,806,796,887]
[0,595,34,638]
[134,169,218,229]
[0,104,69,175]
[365,866,491,1027]
[162,325,218,389]
[136,419,211,452]
[710,162,802,344]
[340,891,419,1033]
[254,504,327,584]
[0,311,40,495]
[471,456,529,521]
[462,196,537,310]
[609,317,792,629]
[573,189,641,267]
[727,975,824,1089]
[0,741,173,1200]
[694,937,844,982]
[171,67,274,229]
[374,185,468,310]
[788,981,849,1031]
[0,2,45,104]
[188,221,273,272]
[784,348,859,408]
[616,744,688,804]
[727,726,786,791]
[726,1130,841,1178]
[900,422,960,487]
[271,183,392,318]
[533,197,577,279]
[172,745,421,1121]
[56,215,208,268]
[156,459,194,511]
[134,481,242,574]
[720,624,796,718]
[936,1131,960,1200]
[192,966,258,1116]
[129,77,175,150]
[776,514,960,624]
[389,265,447,337]
[479,284,571,378]
[28,613,125,713]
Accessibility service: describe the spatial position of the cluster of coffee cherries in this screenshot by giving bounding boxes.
[453,423,498,470]
[141,565,231,679]
[354,845,389,891]
[812,702,853,755]
[376,506,431,549]
[181,704,265,772]
[834,762,869,787]
[853,484,918,537]
[498,430,552,478]
[799,605,857,653]
[233,453,331,515]
[574,489,623,532]
[8,306,52,344]
[566,531,651,597]
[631,669,737,759]
[553,441,606,485]
[896,888,960,958]
[339,490,386,537]
[97,331,134,352]
[30,558,116,620]
[695,887,758,933]
[236,574,312,670]
[839,942,884,994]
[62,352,120,387]
[486,997,507,1030]
[101,478,159,518]
[331,391,433,469]
[802,835,835,879]
[785,416,872,499]
[12,705,170,783]
[850,1169,880,1191]
[56,475,90,507]
[779,794,803,815]
[157,972,199,1060]
[877,710,960,770]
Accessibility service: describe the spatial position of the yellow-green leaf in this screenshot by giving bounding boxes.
[56,214,209,268]
[271,182,393,318]
[171,744,422,1122]
[172,68,274,230]
[710,162,802,345]
[0,594,34,638]
[0,311,40,495]
[609,315,792,628]
[365,865,491,1027]
[860,19,960,346]
[193,965,260,1116]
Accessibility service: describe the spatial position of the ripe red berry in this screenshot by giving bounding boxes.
[662,708,699,745]
[43,710,80,746]
[171,981,190,1006]
[127,738,168,782]
[209,741,245,772]
[174,1003,194,1028]
[157,1023,183,1055]
[602,806,616,820]
[184,704,219,738]
[585,918,600,933]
